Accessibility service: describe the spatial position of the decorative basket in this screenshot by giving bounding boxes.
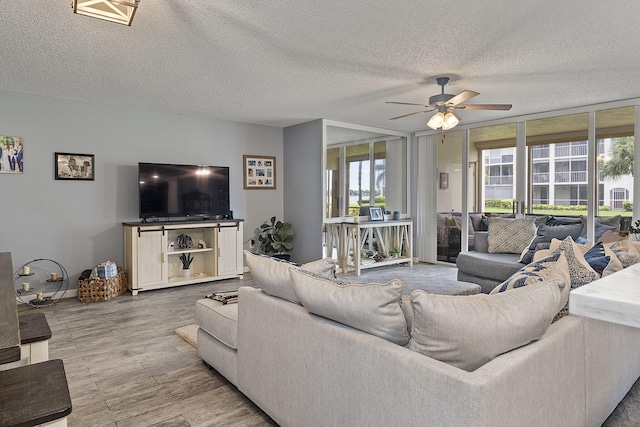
[77,270,128,303]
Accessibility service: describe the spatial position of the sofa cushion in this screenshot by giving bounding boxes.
[519,223,584,264]
[487,217,536,254]
[456,251,523,282]
[244,250,336,304]
[408,280,563,372]
[195,298,239,349]
[289,268,410,345]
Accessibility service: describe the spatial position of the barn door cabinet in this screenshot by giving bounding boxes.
[123,220,243,295]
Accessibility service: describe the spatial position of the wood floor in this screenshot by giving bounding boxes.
[15,263,640,426]
[18,275,277,427]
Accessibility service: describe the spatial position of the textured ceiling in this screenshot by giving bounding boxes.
[1,1,640,133]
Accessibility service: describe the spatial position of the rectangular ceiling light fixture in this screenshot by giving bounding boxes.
[72,0,140,26]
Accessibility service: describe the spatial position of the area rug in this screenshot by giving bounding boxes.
[174,324,198,348]
[339,262,459,294]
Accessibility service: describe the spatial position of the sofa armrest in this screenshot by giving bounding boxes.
[474,231,489,252]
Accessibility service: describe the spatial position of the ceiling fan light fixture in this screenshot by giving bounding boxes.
[441,111,460,130]
[72,0,140,26]
[427,112,445,130]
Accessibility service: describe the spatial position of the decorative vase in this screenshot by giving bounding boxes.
[182,269,191,278]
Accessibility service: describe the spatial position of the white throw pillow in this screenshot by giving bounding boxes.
[244,250,336,304]
[289,268,410,345]
[409,280,563,372]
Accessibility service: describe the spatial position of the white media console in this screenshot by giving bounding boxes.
[123,219,243,295]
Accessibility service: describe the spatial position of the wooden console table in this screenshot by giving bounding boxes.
[338,220,413,275]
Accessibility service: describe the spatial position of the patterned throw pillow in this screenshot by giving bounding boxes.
[491,252,571,314]
[549,237,592,255]
[488,218,536,254]
[607,240,640,268]
[555,237,599,288]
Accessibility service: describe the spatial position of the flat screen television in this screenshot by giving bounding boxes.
[138,162,230,219]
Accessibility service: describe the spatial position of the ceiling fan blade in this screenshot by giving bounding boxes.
[445,90,479,106]
[386,101,429,107]
[389,109,433,120]
[455,104,513,111]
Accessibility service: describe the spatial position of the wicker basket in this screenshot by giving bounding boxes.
[77,270,128,303]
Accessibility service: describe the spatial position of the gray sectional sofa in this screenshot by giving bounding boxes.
[457,215,632,293]
[195,253,640,427]
[456,231,522,293]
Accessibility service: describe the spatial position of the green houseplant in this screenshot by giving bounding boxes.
[258,216,295,260]
[179,253,194,277]
[388,247,401,258]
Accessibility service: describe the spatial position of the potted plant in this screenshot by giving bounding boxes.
[258,216,295,261]
[388,247,401,258]
[179,253,193,277]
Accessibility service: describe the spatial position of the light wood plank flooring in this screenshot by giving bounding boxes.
[15,262,640,426]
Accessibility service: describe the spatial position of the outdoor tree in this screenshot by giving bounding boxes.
[600,136,634,179]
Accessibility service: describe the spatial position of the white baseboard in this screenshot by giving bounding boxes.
[16,289,77,304]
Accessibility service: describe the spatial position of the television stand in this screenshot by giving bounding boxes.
[123,219,244,295]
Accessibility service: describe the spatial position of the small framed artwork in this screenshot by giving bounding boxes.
[369,206,384,221]
[243,155,276,189]
[55,152,95,181]
[0,136,24,174]
[439,172,449,190]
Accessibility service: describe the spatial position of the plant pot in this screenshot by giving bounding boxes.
[182,269,191,278]
[272,254,291,262]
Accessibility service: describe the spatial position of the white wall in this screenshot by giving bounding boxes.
[0,91,283,288]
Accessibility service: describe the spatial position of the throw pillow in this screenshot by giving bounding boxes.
[597,230,626,244]
[491,252,571,313]
[548,237,592,255]
[583,242,610,276]
[289,269,410,345]
[519,223,584,264]
[554,237,600,288]
[608,240,640,268]
[488,218,536,254]
[602,243,625,277]
[408,280,563,372]
[580,215,621,239]
[546,216,582,226]
[244,250,336,304]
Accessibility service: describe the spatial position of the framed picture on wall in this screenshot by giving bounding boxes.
[439,172,449,190]
[55,152,95,181]
[243,155,276,189]
[0,136,24,174]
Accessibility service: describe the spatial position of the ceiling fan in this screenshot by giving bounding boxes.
[386,77,512,130]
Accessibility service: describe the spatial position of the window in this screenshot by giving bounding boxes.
[611,187,629,211]
[324,126,407,219]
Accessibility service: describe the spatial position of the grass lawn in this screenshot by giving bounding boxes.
[485,208,631,217]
